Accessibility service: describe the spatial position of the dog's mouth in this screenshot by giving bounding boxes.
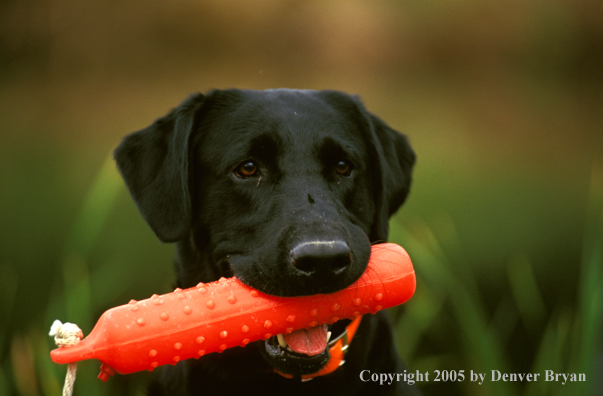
[261,320,350,376]
[263,324,331,376]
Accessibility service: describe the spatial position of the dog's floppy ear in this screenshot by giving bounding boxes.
[114,93,205,242]
[366,112,416,242]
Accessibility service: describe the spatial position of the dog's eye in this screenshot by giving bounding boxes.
[234,161,259,178]
[335,160,353,176]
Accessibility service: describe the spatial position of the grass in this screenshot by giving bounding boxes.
[1,155,601,395]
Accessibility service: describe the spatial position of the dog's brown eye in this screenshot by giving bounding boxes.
[235,161,259,178]
[336,160,352,176]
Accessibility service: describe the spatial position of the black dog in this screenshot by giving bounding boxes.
[114,89,418,395]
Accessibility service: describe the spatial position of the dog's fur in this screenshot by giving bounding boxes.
[114,89,418,395]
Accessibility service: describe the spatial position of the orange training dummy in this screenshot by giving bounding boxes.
[50,243,415,381]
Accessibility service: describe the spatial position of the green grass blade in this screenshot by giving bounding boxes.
[63,154,123,258]
[569,164,603,395]
[524,311,571,396]
[507,254,546,335]
[394,277,445,359]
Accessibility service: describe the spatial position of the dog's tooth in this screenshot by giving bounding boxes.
[287,346,293,352]
[326,331,332,343]
[277,333,288,349]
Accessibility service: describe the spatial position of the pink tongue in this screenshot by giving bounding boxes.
[282,325,328,356]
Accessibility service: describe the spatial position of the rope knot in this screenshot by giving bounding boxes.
[49,320,83,347]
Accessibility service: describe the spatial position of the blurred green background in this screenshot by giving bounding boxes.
[1,1,602,395]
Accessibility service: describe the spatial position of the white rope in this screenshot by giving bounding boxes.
[49,320,83,396]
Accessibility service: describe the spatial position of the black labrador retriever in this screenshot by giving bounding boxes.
[114,88,418,395]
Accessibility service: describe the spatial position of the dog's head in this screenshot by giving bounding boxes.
[114,88,414,376]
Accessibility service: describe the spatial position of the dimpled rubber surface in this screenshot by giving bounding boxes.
[50,243,416,378]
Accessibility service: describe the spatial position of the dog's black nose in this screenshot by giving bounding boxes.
[290,240,351,276]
